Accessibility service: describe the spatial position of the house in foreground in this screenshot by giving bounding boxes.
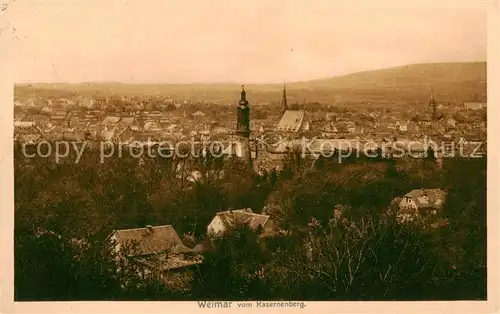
[109,225,203,290]
[395,188,447,224]
[207,208,276,240]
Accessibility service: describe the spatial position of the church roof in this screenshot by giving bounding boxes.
[275,110,308,132]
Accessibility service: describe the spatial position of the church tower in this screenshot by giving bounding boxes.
[281,82,288,115]
[236,85,251,165]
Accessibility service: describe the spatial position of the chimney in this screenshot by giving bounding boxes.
[146,225,153,234]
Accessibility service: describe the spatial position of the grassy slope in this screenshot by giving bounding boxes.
[14,62,486,106]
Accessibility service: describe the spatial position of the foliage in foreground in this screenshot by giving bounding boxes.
[14,145,486,300]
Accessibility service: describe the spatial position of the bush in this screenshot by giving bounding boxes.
[14,145,486,300]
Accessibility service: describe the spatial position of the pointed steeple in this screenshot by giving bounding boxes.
[281,81,288,114]
[429,87,436,105]
[429,87,437,121]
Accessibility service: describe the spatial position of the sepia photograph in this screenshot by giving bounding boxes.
[1,0,499,312]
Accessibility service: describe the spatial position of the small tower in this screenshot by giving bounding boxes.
[429,88,437,121]
[236,85,251,165]
[281,82,288,115]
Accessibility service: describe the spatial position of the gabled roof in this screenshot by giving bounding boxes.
[119,116,139,126]
[403,189,447,209]
[111,225,191,257]
[212,208,271,232]
[143,121,161,131]
[102,116,121,125]
[275,110,308,132]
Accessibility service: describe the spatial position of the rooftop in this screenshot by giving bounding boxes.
[111,224,193,257]
[275,110,308,133]
[403,188,447,209]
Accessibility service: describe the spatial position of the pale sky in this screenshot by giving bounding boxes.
[2,0,489,83]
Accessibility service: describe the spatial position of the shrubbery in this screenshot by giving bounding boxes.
[14,144,486,300]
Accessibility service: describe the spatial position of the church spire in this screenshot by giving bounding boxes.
[281,81,288,114]
[429,87,437,121]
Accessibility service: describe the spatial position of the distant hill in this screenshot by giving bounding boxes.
[14,62,486,107]
[298,62,486,89]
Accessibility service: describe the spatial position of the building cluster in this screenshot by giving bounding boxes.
[14,85,486,169]
[109,208,276,290]
[13,93,240,146]
[251,85,486,172]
